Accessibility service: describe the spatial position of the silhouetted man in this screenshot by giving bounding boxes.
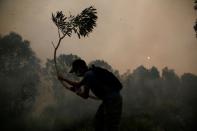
[58,59,122,131]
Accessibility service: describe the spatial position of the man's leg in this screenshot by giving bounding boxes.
[94,102,106,131]
[105,95,122,131]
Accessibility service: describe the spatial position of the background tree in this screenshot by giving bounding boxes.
[179,73,197,131]
[44,54,81,102]
[194,0,197,37]
[0,32,41,130]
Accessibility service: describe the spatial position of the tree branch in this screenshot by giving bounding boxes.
[58,28,61,39]
[51,41,55,48]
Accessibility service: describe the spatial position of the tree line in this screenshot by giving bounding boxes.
[0,33,197,131]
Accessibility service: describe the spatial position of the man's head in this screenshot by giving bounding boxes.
[70,59,88,76]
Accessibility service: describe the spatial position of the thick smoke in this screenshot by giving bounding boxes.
[1,32,197,131]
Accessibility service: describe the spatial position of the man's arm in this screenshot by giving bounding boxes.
[58,74,99,100]
[58,74,88,98]
[60,79,99,100]
[60,78,89,99]
[58,75,80,87]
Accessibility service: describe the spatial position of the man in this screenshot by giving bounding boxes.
[58,59,122,131]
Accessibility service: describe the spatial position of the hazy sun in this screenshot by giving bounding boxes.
[147,56,151,60]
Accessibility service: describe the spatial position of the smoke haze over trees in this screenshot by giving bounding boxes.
[0,32,41,130]
[0,32,197,131]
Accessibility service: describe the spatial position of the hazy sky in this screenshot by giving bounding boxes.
[0,0,196,75]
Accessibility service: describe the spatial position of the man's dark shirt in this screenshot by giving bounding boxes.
[80,67,122,100]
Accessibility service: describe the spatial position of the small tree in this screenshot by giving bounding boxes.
[51,6,97,74]
[51,6,98,98]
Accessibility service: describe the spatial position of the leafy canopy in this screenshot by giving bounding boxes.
[52,6,97,38]
[194,0,197,37]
